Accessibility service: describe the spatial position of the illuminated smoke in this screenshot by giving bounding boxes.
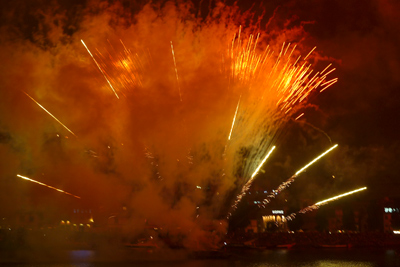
[0,1,336,249]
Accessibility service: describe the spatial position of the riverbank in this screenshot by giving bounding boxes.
[227,232,400,249]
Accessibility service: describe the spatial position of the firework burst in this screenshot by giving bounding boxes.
[261,144,338,205]
[1,1,339,249]
[80,23,337,219]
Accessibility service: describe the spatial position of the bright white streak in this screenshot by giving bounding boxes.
[315,187,367,206]
[17,174,81,199]
[81,40,119,99]
[295,144,338,176]
[228,98,241,140]
[251,146,276,178]
[23,91,77,138]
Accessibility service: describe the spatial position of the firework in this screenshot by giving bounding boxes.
[22,91,77,138]
[3,2,340,250]
[81,40,120,99]
[17,174,81,199]
[88,28,338,217]
[295,113,304,120]
[314,187,367,206]
[251,146,277,179]
[81,39,148,99]
[225,32,337,192]
[228,97,241,141]
[227,145,276,218]
[263,144,338,204]
[295,144,338,176]
[286,187,367,220]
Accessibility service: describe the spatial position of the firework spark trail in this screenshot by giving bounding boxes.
[251,146,276,179]
[112,40,145,90]
[228,97,241,141]
[22,91,77,138]
[262,144,338,204]
[96,41,146,96]
[295,144,338,176]
[295,113,304,120]
[227,37,337,172]
[17,174,81,199]
[81,40,120,99]
[223,31,337,213]
[286,187,367,220]
[314,186,367,206]
[170,41,182,102]
[227,145,276,219]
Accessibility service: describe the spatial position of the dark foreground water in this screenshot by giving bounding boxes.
[1,248,400,267]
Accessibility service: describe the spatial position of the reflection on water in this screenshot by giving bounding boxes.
[70,250,96,262]
[2,249,400,267]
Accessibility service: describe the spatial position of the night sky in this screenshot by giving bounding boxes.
[0,0,399,246]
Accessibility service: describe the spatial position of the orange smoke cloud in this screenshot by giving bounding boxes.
[0,1,335,250]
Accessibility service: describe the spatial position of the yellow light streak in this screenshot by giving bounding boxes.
[295,144,338,176]
[320,63,332,74]
[228,97,241,140]
[251,146,276,178]
[315,187,367,206]
[81,40,120,99]
[295,113,304,120]
[22,91,77,138]
[262,144,339,204]
[303,46,316,61]
[17,174,81,199]
[320,78,338,92]
[293,186,368,216]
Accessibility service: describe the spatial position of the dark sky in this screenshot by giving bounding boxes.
[0,0,399,236]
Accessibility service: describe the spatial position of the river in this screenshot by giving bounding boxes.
[1,248,400,267]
